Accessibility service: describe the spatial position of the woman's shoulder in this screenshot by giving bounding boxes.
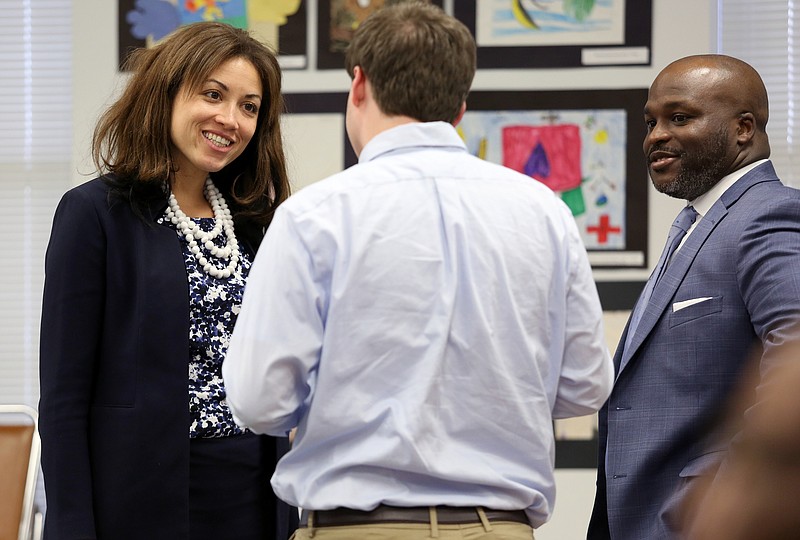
[57,175,157,223]
[62,175,113,198]
[54,176,116,217]
[65,174,169,219]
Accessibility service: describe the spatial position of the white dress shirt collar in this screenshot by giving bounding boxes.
[359,121,467,163]
[690,159,770,217]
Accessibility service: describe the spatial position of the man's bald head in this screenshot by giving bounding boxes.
[657,54,769,134]
[644,54,771,200]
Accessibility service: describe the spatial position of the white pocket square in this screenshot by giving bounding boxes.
[673,297,713,312]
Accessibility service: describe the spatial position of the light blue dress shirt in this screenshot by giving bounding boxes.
[223,121,613,528]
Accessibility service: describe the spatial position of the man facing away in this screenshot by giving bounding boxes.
[588,54,800,540]
[224,3,613,539]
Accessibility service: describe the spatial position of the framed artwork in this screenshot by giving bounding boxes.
[316,0,444,70]
[285,89,649,269]
[461,89,649,268]
[118,0,308,70]
[453,0,652,69]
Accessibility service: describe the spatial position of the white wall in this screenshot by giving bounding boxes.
[73,0,716,285]
[71,1,716,538]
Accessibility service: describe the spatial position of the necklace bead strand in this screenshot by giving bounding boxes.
[165,177,240,279]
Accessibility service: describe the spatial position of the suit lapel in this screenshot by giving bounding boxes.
[616,162,779,377]
[617,213,721,374]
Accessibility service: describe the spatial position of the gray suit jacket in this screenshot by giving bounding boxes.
[589,162,800,539]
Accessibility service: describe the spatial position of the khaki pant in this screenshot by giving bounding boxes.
[291,507,535,540]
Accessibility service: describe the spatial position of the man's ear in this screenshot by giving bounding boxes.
[737,111,756,144]
[452,101,467,127]
[350,66,367,107]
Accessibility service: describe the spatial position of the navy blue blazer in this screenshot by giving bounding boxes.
[589,162,800,539]
[39,177,294,540]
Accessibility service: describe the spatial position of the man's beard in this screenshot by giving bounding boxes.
[649,128,729,201]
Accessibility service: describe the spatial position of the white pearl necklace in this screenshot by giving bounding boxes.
[165,177,240,279]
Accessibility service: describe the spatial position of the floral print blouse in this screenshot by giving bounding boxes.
[159,213,254,438]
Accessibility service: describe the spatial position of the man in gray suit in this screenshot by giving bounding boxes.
[588,54,800,539]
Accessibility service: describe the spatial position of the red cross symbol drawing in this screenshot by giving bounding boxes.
[587,215,621,244]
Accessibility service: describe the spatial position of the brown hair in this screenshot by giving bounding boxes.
[345,1,476,123]
[93,21,289,228]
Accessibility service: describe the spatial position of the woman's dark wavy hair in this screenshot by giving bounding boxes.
[93,21,289,230]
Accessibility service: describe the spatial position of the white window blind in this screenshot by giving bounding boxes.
[0,0,72,409]
[718,0,800,186]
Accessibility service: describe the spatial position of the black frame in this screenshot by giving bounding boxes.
[453,0,652,69]
[117,0,308,70]
[465,88,649,268]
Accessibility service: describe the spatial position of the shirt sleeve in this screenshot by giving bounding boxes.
[223,206,326,436]
[552,207,614,418]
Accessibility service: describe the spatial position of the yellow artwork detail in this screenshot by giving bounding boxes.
[248,0,302,25]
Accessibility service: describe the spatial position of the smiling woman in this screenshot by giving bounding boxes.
[38,22,296,540]
[170,57,263,204]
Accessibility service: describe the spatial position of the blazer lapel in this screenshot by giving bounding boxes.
[618,213,721,374]
[614,162,779,377]
[616,162,779,376]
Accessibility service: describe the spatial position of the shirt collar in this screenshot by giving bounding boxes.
[359,121,467,163]
[689,159,769,217]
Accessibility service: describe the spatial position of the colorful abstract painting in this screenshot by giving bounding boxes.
[453,1,650,69]
[118,0,307,69]
[475,0,626,47]
[458,108,628,250]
